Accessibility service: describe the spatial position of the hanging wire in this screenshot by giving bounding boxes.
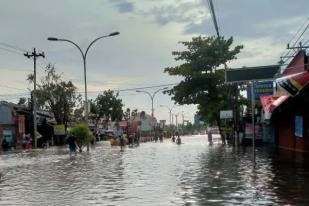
[281,17,309,65]
[0,46,23,55]
[0,42,27,53]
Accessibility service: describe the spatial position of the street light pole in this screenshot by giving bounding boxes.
[136,87,168,137]
[48,32,119,150]
[175,113,179,129]
[160,105,176,126]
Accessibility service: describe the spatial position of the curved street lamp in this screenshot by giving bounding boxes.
[136,87,168,136]
[136,87,168,121]
[48,32,119,150]
[47,32,119,122]
[160,104,177,125]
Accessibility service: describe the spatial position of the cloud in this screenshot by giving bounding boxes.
[108,0,135,13]
[229,37,285,68]
[135,0,208,26]
[184,0,308,40]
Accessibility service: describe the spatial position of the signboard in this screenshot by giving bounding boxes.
[276,71,309,96]
[247,81,273,100]
[226,65,280,83]
[295,116,303,138]
[220,110,233,119]
[53,125,65,136]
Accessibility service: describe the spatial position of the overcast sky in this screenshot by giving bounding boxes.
[0,0,308,123]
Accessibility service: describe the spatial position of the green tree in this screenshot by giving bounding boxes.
[69,123,92,152]
[164,36,243,131]
[27,65,82,128]
[95,90,124,121]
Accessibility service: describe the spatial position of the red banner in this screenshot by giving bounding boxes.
[276,71,309,96]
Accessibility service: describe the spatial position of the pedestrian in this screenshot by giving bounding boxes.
[176,135,182,145]
[21,134,27,150]
[66,135,78,158]
[208,131,213,145]
[26,136,32,150]
[114,122,124,148]
[1,139,9,151]
[172,133,175,142]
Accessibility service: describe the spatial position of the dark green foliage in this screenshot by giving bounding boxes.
[27,64,82,125]
[95,90,124,121]
[164,36,243,125]
[69,123,92,152]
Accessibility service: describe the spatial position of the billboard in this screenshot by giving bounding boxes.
[247,81,274,100]
[226,65,280,83]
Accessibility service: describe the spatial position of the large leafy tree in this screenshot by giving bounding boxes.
[95,90,124,121]
[27,65,82,126]
[164,36,243,127]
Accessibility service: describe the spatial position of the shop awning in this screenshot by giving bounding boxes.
[260,95,290,119]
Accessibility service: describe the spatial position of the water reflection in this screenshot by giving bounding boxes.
[0,136,309,205]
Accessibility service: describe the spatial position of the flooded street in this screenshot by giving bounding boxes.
[1,135,309,205]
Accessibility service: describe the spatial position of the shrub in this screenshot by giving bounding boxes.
[69,123,92,152]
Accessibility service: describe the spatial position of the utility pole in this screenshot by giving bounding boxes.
[24,48,45,149]
[175,114,179,130]
[182,112,184,126]
[251,81,256,167]
[208,0,220,37]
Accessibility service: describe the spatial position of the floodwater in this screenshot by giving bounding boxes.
[0,135,309,206]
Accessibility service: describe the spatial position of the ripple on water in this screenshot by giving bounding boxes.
[1,136,309,205]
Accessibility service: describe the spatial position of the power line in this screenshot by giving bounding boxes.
[0,46,23,55]
[280,17,309,57]
[303,38,309,46]
[0,42,27,53]
[81,83,176,94]
[281,17,309,64]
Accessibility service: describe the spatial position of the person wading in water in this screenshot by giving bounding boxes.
[66,135,78,158]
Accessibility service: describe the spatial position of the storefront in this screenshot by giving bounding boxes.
[261,50,309,152]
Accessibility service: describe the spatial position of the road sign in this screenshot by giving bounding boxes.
[226,65,280,83]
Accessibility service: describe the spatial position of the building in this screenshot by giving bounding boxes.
[261,50,309,152]
[0,101,25,148]
[0,101,56,149]
[129,112,156,132]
